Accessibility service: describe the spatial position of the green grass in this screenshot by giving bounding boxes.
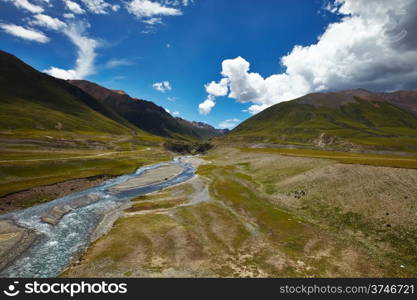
[127,198,186,212]
[0,147,171,197]
[225,98,417,151]
[240,147,417,169]
[304,201,417,276]
[198,164,310,256]
[194,148,417,276]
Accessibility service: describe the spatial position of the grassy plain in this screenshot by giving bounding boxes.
[0,132,170,210]
[227,99,417,151]
[62,146,417,277]
[240,147,417,169]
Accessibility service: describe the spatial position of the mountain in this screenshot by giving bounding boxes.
[175,118,229,140]
[69,80,225,140]
[0,50,142,137]
[225,89,417,151]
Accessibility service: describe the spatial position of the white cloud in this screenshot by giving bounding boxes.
[197,77,228,114]
[172,111,180,116]
[64,0,85,14]
[218,118,240,130]
[80,0,111,14]
[104,58,133,68]
[202,0,417,114]
[44,22,98,79]
[181,0,192,6]
[44,67,77,79]
[152,80,172,92]
[0,23,49,43]
[198,95,215,115]
[111,4,120,12]
[30,14,66,30]
[205,78,229,96]
[142,17,162,25]
[126,0,182,20]
[9,0,44,13]
[162,0,194,6]
[63,13,75,18]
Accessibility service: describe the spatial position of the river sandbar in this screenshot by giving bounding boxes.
[111,164,183,191]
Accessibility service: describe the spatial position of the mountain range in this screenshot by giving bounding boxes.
[69,80,226,140]
[0,50,225,145]
[1,49,416,152]
[226,89,417,151]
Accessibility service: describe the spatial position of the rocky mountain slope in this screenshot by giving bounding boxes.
[69,80,225,140]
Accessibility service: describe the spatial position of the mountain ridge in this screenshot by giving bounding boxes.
[226,89,417,151]
[69,80,226,140]
[0,50,141,136]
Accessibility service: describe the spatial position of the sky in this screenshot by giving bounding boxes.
[1,0,417,129]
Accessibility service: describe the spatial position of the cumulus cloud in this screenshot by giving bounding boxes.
[152,81,172,92]
[0,23,49,43]
[63,13,75,18]
[63,0,85,14]
[198,95,215,115]
[218,118,240,130]
[205,78,229,96]
[201,0,417,114]
[111,4,120,12]
[44,22,98,79]
[126,0,182,23]
[8,0,44,13]
[197,77,228,114]
[30,14,67,30]
[80,0,112,14]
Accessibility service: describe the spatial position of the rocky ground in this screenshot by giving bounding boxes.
[0,220,37,271]
[0,175,112,214]
[61,147,417,277]
[111,165,183,191]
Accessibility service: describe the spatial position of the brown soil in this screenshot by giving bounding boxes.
[0,175,113,214]
[111,165,183,191]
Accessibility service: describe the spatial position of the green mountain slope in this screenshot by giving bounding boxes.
[69,80,225,140]
[0,50,141,136]
[226,89,417,151]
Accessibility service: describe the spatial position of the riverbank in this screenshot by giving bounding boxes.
[111,165,183,191]
[0,175,113,214]
[0,146,172,206]
[0,220,37,271]
[0,156,198,277]
[62,147,417,277]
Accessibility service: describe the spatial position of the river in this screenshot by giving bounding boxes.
[0,157,195,278]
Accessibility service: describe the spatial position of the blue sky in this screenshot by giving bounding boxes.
[1,0,416,129]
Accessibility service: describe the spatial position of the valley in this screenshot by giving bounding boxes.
[62,146,417,277]
[0,50,416,278]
